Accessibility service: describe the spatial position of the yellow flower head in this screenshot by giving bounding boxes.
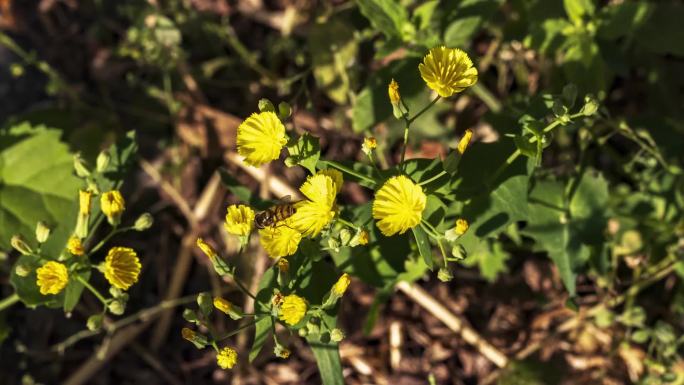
[237,111,288,167]
[79,189,92,216]
[67,236,85,256]
[196,238,218,261]
[372,175,427,236]
[455,218,469,236]
[288,171,341,237]
[213,297,233,314]
[362,137,377,155]
[36,261,69,295]
[332,273,350,296]
[216,346,238,370]
[103,247,141,290]
[419,46,478,98]
[279,294,307,325]
[457,129,473,154]
[181,327,196,341]
[101,190,125,222]
[358,229,369,245]
[388,79,401,104]
[259,225,302,258]
[224,204,255,236]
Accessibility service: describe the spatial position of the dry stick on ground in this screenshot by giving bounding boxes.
[224,151,510,370]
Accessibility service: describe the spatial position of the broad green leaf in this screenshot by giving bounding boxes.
[308,19,358,104]
[63,269,90,312]
[250,267,277,362]
[285,133,320,175]
[461,239,509,281]
[307,339,344,385]
[218,167,253,203]
[568,171,609,244]
[412,226,434,269]
[356,0,409,40]
[444,17,481,47]
[9,254,62,308]
[0,126,80,258]
[563,0,595,24]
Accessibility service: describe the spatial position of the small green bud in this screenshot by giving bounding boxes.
[35,221,51,243]
[339,229,352,246]
[73,153,90,178]
[197,292,213,317]
[298,327,309,337]
[108,299,126,315]
[330,328,345,342]
[133,213,153,231]
[10,63,24,78]
[580,96,599,116]
[15,263,31,277]
[450,244,467,261]
[87,314,104,331]
[183,308,199,323]
[437,267,453,282]
[258,98,275,113]
[10,235,32,256]
[306,319,320,335]
[274,344,290,358]
[278,101,292,119]
[96,151,111,173]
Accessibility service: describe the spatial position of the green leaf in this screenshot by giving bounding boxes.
[308,18,358,104]
[307,339,344,385]
[0,126,80,258]
[563,0,595,24]
[285,133,320,175]
[63,269,90,312]
[356,0,409,40]
[250,267,277,362]
[218,168,253,203]
[444,17,481,47]
[412,225,434,270]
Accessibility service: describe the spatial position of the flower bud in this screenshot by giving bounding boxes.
[67,236,85,256]
[100,191,125,226]
[11,235,32,255]
[213,297,244,320]
[96,151,110,173]
[362,137,377,156]
[133,213,153,231]
[437,267,453,282]
[258,98,275,113]
[182,327,209,349]
[73,153,90,178]
[15,263,31,277]
[108,299,126,315]
[183,308,199,323]
[274,344,291,359]
[388,79,406,119]
[197,292,213,317]
[87,314,103,331]
[330,328,345,342]
[278,101,292,119]
[457,129,473,155]
[35,221,51,243]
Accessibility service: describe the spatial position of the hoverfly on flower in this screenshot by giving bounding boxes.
[254,196,301,230]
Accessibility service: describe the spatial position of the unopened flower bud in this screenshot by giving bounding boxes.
[362,137,377,155]
[108,298,126,315]
[213,297,244,320]
[11,235,32,255]
[133,213,153,231]
[96,151,110,173]
[35,221,51,243]
[437,267,453,282]
[457,129,473,155]
[274,345,290,359]
[15,263,31,277]
[73,153,90,178]
[388,79,406,119]
[87,314,103,331]
[330,328,345,342]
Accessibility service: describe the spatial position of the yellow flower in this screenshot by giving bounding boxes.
[419,46,478,98]
[332,273,350,296]
[362,137,377,155]
[237,111,288,167]
[36,261,68,295]
[318,168,343,193]
[196,238,218,261]
[279,294,307,325]
[288,171,340,237]
[79,189,92,216]
[216,347,238,370]
[103,247,141,290]
[213,297,232,314]
[67,236,85,256]
[181,327,196,341]
[224,204,255,236]
[358,229,369,245]
[388,79,401,104]
[259,225,302,258]
[454,218,469,235]
[101,190,125,223]
[457,129,473,154]
[372,175,427,236]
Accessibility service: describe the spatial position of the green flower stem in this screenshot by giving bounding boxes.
[232,276,257,301]
[419,221,450,268]
[400,95,441,170]
[89,226,130,255]
[418,170,448,187]
[76,275,108,307]
[323,160,376,186]
[367,152,382,175]
[0,293,20,312]
[336,217,358,230]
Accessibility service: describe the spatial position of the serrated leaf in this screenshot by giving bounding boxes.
[286,133,320,175]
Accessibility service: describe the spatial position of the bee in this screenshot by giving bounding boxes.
[254,196,299,229]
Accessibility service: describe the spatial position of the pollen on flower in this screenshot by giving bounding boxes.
[372,175,427,236]
[236,111,288,167]
[419,46,478,98]
[67,236,85,256]
[216,346,238,369]
[332,273,350,296]
[278,294,307,325]
[457,129,473,154]
[287,171,341,237]
[225,204,255,236]
[36,261,69,295]
[103,247,141,290]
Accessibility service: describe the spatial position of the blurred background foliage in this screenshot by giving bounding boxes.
[0,0,682,384]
